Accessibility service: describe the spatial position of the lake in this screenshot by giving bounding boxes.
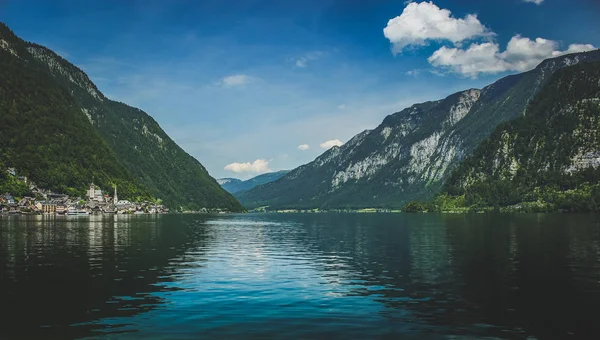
[1,213,600,339]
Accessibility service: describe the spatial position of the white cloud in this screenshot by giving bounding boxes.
[337,104,346,109]
[383,1,492,54]
[320,139,344,149]
[224,159,271,173]
[406,69,421,77]
[428,68,447,77]
[295,51,325,68]
[523,0,544,4]
[428,35,597,78]
[220,74,251,87]
[565,44,597,54]
[428,43,509,77]
[297,144,310,151]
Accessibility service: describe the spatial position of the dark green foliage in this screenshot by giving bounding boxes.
[0,160,31,198]
[0,27,148,200]
[402,201,429,213]
[442,61,600,212]
[0,22,243,211]
[84,101,243,211]
[0,177,31,198]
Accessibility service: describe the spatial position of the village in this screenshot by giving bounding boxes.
[0,167,169,215]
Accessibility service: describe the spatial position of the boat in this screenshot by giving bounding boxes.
[66,208,90,216]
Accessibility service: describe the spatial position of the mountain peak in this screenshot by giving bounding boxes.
[239,49,600,210]
[536,49,600,72]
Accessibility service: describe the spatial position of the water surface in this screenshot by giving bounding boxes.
[1,213,600,339]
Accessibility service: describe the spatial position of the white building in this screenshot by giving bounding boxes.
[113,184,118,205]
[86,183,104,202]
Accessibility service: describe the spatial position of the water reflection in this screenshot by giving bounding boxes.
[0,214,207,338]
[2,213,600,339]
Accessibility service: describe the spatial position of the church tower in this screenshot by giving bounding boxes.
[113,184,118,205]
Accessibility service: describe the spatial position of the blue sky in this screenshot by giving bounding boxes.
[1,0,599,179]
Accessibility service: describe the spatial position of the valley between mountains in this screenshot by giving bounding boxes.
[2,19,600,213]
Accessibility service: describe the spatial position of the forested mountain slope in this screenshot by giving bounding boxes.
[0,26,147,199]
[240,49,600,210]
[441,61,600,212]
[0,22,242,211]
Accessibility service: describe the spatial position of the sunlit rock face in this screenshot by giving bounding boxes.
[239,50,600,209]
[27,46,104,101]
[442,60,600,206]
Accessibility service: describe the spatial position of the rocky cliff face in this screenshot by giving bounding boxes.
[240,49,600,209]
[443,61,600,210]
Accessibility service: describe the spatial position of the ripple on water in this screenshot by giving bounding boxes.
[2,213,600,339]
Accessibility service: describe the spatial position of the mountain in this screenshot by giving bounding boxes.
[0,22,243,211]
[218,170,290,194]
[0,25,147,199]
[239,49,600,210]
[217,178,242,186]
[440,60,600,212]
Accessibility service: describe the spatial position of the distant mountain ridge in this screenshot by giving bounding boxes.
[0,22,243,211]
[218,170,290,194]
[239,49,600,210]
[217,178,242,186]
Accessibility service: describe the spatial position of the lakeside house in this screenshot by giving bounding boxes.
[1,194,15,205]
[35,202,57,214]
